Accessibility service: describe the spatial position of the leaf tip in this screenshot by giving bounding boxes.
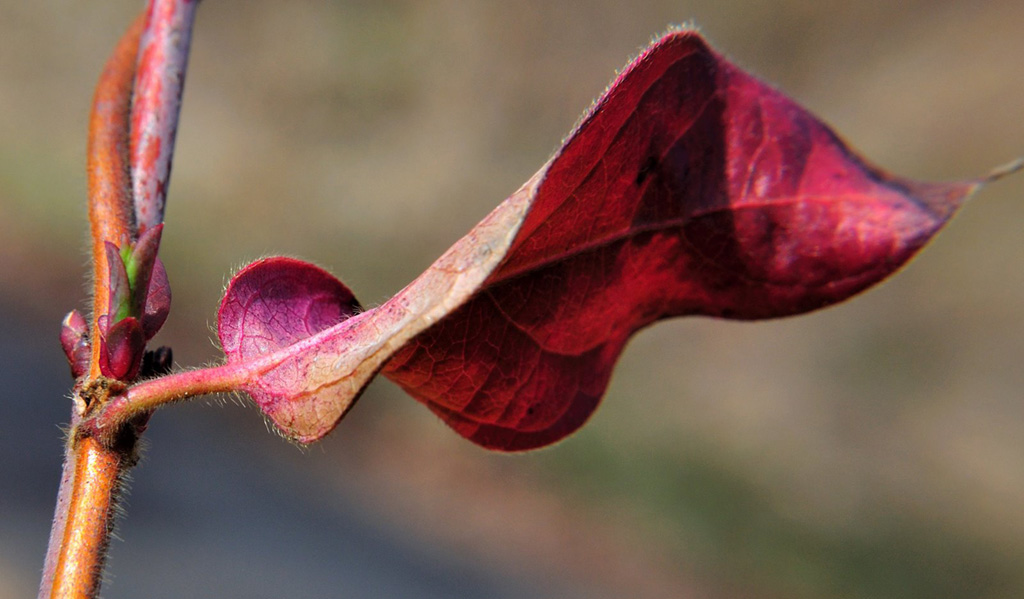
[981,156,1024,185]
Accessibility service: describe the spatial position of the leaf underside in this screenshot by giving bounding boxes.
[218,29,982,449]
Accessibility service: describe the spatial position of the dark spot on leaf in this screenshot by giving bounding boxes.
[636,155,659,185]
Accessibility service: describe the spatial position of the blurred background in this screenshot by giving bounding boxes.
[1,1,1022,597]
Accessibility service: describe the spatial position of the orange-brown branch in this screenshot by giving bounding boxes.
[87,14,144,378]
[45,435,127,599]
[39,14,147,599]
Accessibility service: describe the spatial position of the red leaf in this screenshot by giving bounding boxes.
[214,29,1007,448]
[217,257,361,440]
[215,177,533,442]
[380,29,994,450]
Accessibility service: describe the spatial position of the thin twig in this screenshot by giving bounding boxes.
[86,15,145,378]
[40,5,200,596]
[131,0,199,232]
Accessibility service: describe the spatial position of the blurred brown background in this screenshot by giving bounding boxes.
[1,1,1022,597]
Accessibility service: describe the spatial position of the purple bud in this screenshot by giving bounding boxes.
[127,223,164,319]
[105,241,131,324]
[60,310,91,379]
[142,257,171,340]
[100,317,145,381]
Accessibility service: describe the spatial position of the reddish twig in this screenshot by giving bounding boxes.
[131,0,199,233]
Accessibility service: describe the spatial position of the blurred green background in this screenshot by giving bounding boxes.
[1,1,1022,597]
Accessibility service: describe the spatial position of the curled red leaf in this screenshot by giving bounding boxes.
[213,29,1007,448]
[381,30,995,449]
[217,257,361,440]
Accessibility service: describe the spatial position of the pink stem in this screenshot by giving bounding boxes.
[82,362,251,439]
[131,0,199,232]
